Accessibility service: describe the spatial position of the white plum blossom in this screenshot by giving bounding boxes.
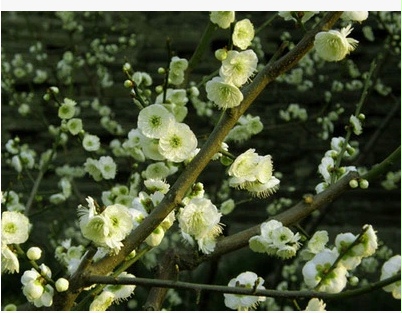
[103,272,137,303]
[380,255,401,299]
[300,230,329,260]
[223,271,266,310]
[219,50,258,87]
[249,220,301,259]
[89,290,115,311]
[168,56,188,85]
[341,11,369,23]
[349,114,363,135]
[228,148,280,198]
[305,298,327,311]
[137,104,175,139]
[58,98,77,119]
[178,197,223,254]
[205,76,244,110]
[232,19,255,50]
[2,243,20,273]
[21,264,54,307]
[82,133,100,152]
[302,249,348,293]
[209,11,235,29]
[158,122,198,163]
[314,24,359,62]
[78,197,134,253]
[97,156,117,180]
[2,211,31,244]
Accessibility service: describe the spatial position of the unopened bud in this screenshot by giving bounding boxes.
[124,80,134,88]
[55,278,69,292]
[359,179,369,189]
[349,179,359,189]
[214,48,228,61]
[26,247,42,261]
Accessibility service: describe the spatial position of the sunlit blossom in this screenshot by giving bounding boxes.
[137,104,175,139]
[206,76,243,110]
[219,49,258,87]
[158,122,198,162]
[209,11,235,29]
[224,271,266,310]
[314,24,359,62]
[232,19,255,50]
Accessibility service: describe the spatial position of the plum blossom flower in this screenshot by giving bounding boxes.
[168,56,188,85]
[209,11,235,29]
[219,50,258,87]
[178,198,223,254]
[21,264,54,307]
[223,271,266,310]
[380,255,401,299]
[137,104,175,139]
[302,249,348,293]
[249,220,301,259]
[341,11,369,23]
[89,290,115,311]
[58,98,76,119]
[205,76,243,110]
[2,211,31,245]
[2,243,20,273]
[232,19,255,50]
[228,149,280,198]
[314,24,359,62]
[300,230,329,261]
[82,133,100,152]
[103,272,137,303]
[78,197,133,253]
[158,122,198,163]
[305,298,326,311]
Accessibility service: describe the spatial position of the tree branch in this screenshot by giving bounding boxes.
[51,12,343,310]
[86,273,400,301]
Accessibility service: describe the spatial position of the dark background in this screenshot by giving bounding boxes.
[1,12,400,310]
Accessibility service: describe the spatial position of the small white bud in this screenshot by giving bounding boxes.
[55,278,69,292]
[26,247,42,261]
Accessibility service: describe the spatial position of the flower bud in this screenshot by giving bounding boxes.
[349,179,359,188]
[55,278,69,292]
[214,48,227,61]
[26,247,42,261]
[359,179,369,189]
[124,80,133,88]
[122,62,131,72]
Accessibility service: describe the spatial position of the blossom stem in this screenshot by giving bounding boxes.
[331,59,377,184]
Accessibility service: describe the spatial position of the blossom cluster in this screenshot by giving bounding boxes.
[1,210,31,274]
[315,137,361,193]
[249,219,301,259]
[223,271,266,310]
[228,148,280,198]
[206,12,257,110]
[301,225,379,293]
